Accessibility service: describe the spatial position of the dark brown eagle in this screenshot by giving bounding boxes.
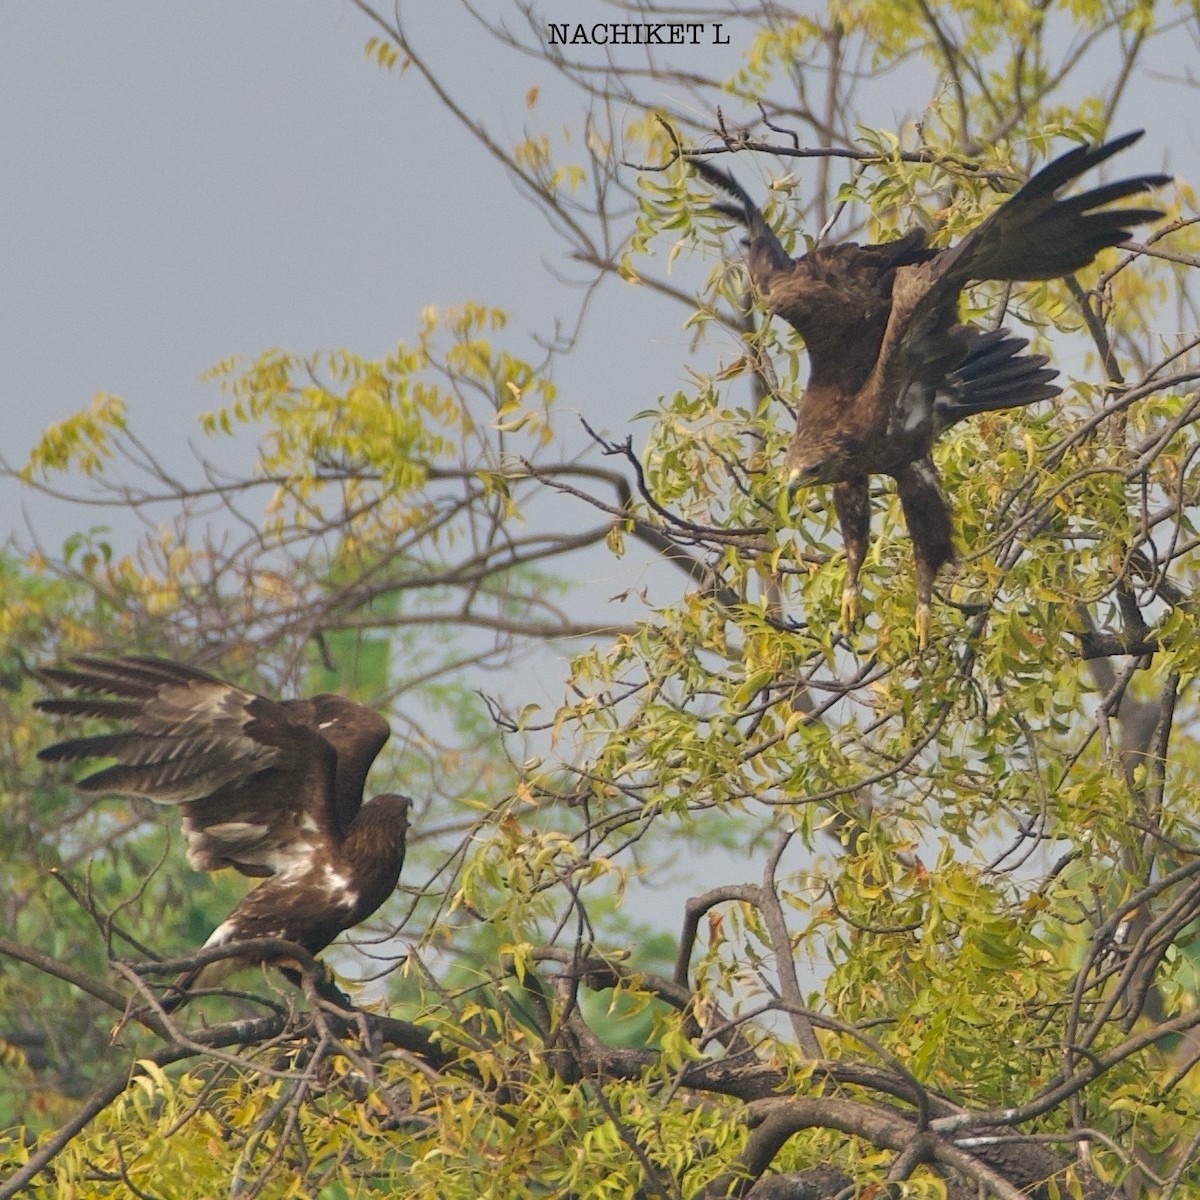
[36,655,410,1010]
[691,131,1169,646]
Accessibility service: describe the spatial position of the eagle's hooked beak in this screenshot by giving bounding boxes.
[785,467,804,502]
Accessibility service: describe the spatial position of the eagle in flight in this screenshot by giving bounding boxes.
[691,131,1168,646]
[36,655,410,1011]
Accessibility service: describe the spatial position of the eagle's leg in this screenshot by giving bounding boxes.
[832,478,871,636]
[841,579,860,637]
[913,566,935,653]
[894,459,955,651]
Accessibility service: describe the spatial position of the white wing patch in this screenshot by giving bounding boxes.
[270,838,320,881]
[902,397,929,432]
[204,820,270,843]
[203,919,238,949]
[323,864,358,911]
[182,809,321,878]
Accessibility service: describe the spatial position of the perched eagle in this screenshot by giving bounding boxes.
[35,655,410,1010]
[691,131,1169,645]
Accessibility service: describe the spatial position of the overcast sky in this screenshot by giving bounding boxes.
[3,4,1192,550]
[0,4,700,557]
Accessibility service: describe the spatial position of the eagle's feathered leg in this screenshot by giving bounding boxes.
[894,458,955,650]
[832,477,871,636]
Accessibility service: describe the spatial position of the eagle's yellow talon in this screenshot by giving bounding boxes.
[915,601,931,651]
[840,584,859,637]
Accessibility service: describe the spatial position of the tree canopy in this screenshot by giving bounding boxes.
[4,2,1200,1197]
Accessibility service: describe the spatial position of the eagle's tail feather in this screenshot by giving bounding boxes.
[934,328,1060,430]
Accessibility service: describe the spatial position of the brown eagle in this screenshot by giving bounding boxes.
[36,655,410,1010]
[691,131,1168,645]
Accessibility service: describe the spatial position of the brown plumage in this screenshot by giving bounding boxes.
[36,655,410,1010]
[692,131,1169,645]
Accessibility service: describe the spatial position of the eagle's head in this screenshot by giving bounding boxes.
[784,433,861,496]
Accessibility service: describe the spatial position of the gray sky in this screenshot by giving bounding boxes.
[4,4,1193,552]
[0,3,697,557]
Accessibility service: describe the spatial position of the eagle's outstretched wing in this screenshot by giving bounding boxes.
[35,655,367,878]
[690,154,934,389]
[928,131,1168,290]
[692,131,1167,402]
[870,132,1169,448]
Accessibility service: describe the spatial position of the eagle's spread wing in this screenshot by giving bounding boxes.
[873,131,1168,433]
[694,132,1165,448]
[277,693,390,838]
[931,328,1060,434]
[689,155,934,387]
[929,131,1169,292]
[36,655,352,878]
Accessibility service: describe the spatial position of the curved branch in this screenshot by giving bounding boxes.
[699,1097,1028,1200]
